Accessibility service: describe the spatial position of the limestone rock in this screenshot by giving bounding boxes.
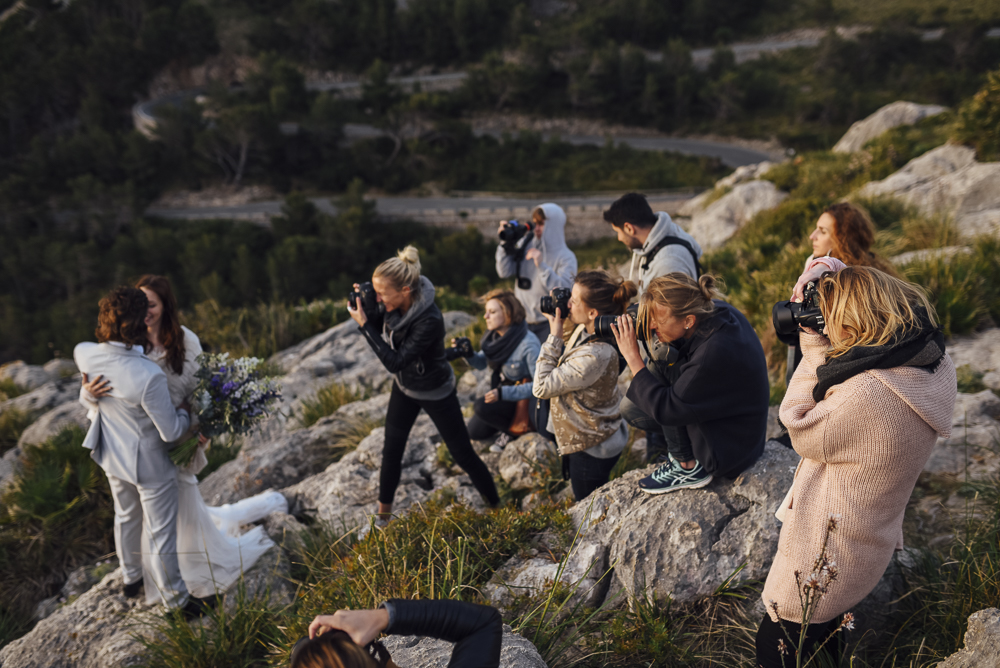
[924,390,1000,478]
[381,624,547,668]
[262,510,309,554]
[857,144,1000,239]
[0,547,291,668]
[938,608,1000,668]
[678,162,777,218]
[282,416,444,533]
[497,433,558,491]
[0,376,81,417]
[686,180,788,250]
[0,361,55,392]
[484,538,610,611]
[270,311,476,422]
[43,358,79,379]
[948,329,1000,379]
[833,101,947,154]
[17,400,89,448]
[488,442,798,608]
[198,393,390,506]
[0,447,23,494]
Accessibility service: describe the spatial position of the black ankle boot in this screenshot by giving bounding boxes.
[122,578,143,598]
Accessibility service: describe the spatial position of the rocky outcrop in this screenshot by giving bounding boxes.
[282,412,494,533]
[269,311,476,420]
[833,101,947,154]
[938,608,1000,668]
[198,393,390,506]
[0,375,81,417]
[857,144,1000,239]
[678,161,777,218]
[486,441,799,610]
[0,547,293,668]
[892,245,972,266]
[925,389,1000,478]
[948,329,1000,391]
[381,624,548,668]
[497,433,558,491]
[17,400,89,448]
[0,360,77,392]
[684,180,789,250]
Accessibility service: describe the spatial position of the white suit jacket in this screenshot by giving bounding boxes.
[74,342,191,485]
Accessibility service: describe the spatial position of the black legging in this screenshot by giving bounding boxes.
[467,396,517,440]
[564,450,620,501]
[756,614,841,668]
[381,384,500,507]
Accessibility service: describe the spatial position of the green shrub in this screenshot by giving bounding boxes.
[954,67,1000,161]
[198,437,243,482]
[139,585,284,668]
[0,427,115,647]
[956,365,987,394]
[298,382,370,428]
[0,408,33,456]
[0,378,28,402]
[325,415,384,464]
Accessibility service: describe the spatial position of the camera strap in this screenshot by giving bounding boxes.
[641,236,702,277]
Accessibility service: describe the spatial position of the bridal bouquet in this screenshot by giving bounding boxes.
[170,353,282,467]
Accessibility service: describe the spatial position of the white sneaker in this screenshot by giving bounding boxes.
[489,433,512,453]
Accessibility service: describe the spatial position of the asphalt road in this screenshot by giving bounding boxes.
[146,191,696,222]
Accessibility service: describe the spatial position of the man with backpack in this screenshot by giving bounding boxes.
[603,193,702,464]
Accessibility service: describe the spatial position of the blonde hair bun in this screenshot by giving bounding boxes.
[397,245,420,267]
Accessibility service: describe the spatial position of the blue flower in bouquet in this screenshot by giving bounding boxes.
[191,352,282,439]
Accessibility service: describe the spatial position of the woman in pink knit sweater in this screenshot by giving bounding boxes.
[757,264,957,668]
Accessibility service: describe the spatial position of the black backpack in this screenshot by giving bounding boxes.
[640,235,702,278]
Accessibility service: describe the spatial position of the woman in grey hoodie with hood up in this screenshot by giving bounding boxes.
[496,203,578,341]
[349,246,500,522]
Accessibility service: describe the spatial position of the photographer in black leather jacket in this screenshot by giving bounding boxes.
[349,246,500,521]
[293,599,503,668]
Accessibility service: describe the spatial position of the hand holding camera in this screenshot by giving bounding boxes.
[540,287,571,338]
[444,337,475,361]
[772,280,826,337]
[347,282,382,326]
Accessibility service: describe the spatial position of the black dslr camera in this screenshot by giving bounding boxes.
[540,287,571,317]
[772,281,826,336]
[348,282,382,320]
[593,303,647,340]
[444,336,475,362]
[499,219,534,247]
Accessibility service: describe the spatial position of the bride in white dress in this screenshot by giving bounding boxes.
[81,275,285,605]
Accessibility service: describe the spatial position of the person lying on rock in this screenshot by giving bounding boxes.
[349,245,500,524]
[756,263,956,668]
[447,289,541,454]
[611,273,769,494]
[292,600,502,668]
[533,270,637,501]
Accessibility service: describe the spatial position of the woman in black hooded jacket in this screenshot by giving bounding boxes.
[349,246,500,521]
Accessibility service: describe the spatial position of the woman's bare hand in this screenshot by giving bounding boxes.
[611,314,645,376]
[484,389,500,403]
[308,608,389,645]
[81,373,112,399]
[347,283,368,327]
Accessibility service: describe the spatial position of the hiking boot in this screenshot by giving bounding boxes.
[489,432,512,454]
[639,459,712,495]
[122,578,143,598]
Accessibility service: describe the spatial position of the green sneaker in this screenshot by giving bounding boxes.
[638,459,712,495]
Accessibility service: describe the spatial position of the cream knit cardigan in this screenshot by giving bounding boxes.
[762,332,956,624]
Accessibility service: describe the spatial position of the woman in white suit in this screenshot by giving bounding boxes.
[81,275,284,606]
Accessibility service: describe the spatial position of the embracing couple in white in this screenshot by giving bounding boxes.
[73,277,285,618]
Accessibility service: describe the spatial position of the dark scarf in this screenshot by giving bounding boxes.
[481,321,528,369]
[812,308,946,403]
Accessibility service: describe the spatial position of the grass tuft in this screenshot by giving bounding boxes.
[298,382,371,428]
[0,378,28,402]
[0,408,33,456]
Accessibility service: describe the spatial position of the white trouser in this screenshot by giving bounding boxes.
[107,474,189,609]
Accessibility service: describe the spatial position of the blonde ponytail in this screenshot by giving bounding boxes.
[639,272,724,332]
[374,245,422,290]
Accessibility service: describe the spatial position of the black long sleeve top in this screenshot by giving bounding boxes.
[382,599,502,668]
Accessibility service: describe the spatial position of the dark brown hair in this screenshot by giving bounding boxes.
[289,631,379,668]
[135,275,185,375]
[575,270,638,316]
[481,289,526,326]
[824,202,898,276]
[95,287,150,351]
